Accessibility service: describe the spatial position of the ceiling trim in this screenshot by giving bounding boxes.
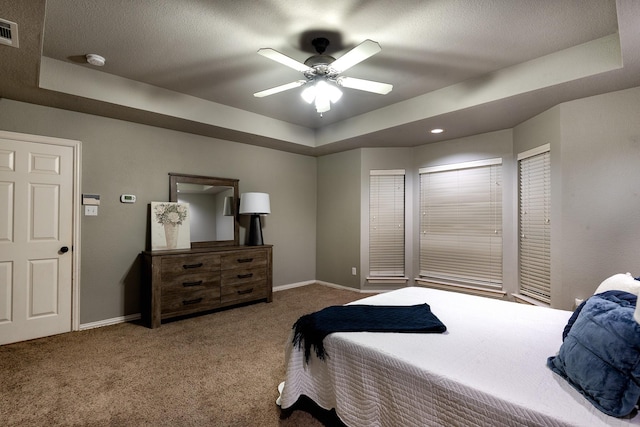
[39,34,620,152]
[316,34,621,147]
[38,56,316,148]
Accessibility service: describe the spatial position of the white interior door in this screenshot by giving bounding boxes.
[0,131,79,345]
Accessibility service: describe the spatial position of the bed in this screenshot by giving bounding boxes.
[279,287,640,427]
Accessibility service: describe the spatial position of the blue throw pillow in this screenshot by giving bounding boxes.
[562,290,637,341]
[547,291,640,417]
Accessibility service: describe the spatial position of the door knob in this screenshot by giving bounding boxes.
[60,246,69,253]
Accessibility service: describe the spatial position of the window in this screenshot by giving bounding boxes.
[419,159,502,287]
[518,145,551,303]
[369,170,405,277]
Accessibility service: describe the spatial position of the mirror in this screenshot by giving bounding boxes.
[169,173,239,248]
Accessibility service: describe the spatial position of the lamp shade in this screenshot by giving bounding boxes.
[222,196,234,216]
[239,192,271,215]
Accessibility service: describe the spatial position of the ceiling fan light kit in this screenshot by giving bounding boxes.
[254,37,393,115]
[301,80,343,113]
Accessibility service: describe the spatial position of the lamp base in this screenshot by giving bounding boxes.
[247,214,264,246]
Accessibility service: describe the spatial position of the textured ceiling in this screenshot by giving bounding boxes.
[1,0,640,155]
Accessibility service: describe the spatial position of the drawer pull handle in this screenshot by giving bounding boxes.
[183,298,203,305]
[237,273,253,279]
[183,263,203,269]
[238,288,254,295]
[237,258,253,263]
[182,280,203,287]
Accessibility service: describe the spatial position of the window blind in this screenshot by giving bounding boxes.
[369,170,405,276]
[518,146,551,303]
[419,159,502,287]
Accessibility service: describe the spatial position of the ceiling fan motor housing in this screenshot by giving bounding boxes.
[304,55,337,79]
[304,55,335,67]
[303,37,338,79]
[311,37,330,54]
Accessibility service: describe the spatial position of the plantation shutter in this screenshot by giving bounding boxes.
[419,159,502,287]
[369,170,405,276]
[518,145,551,303]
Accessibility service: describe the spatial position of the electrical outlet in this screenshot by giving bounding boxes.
[85,205,98,216]
[351,267,357,276]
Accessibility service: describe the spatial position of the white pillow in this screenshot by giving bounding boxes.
[594,273,640,324]
[594,273,640,296]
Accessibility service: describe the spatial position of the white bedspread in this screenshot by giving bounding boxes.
[280,287,640,427]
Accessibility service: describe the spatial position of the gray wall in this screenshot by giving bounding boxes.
[2,84,640,321]
[512,87,640,309]
[316,86,640,310]
[0,99,317,324]
[556,87,640,308]
[316,149,361,288]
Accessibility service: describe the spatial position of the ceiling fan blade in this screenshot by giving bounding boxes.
[336,77,393,94]
[330,39,382,73]
[257,48,312,73]
[253,80,307,98]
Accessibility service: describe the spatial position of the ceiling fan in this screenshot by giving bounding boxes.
[253,37,393,115]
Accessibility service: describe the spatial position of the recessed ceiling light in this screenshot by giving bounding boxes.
[86,54,106,67]
[430,128,444,134]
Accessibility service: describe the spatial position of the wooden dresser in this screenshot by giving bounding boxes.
[142,245,272,328]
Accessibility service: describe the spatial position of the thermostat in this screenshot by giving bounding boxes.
[120,194,136,203]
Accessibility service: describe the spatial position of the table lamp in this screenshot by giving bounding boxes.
[239,192,271,246]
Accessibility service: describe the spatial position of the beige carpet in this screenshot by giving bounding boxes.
[0,284,364,427]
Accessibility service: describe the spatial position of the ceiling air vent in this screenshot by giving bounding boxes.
[0,18,19,48]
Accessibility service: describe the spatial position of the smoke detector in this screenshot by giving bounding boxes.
[86,54,106,66]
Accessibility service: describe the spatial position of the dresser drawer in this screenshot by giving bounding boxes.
[220,265,267,305]
[161,287,221,317]
[221,266,266,285]
[221,250,267,270]
[161,254,220,281]
[221,279,268,305]
[161,275,220,293]
[144,246,272,328]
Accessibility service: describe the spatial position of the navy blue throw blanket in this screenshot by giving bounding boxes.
[292,304,446,362]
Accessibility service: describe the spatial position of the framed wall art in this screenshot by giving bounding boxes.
[150,202,191,250]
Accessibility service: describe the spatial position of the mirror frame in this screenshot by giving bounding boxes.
[169,173,239,248]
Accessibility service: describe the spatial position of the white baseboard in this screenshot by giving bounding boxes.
[274,280,364,293]
[273,280,317,292]
[80,282,367,331]
[314,281,366,293]
[79,313,141,331]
